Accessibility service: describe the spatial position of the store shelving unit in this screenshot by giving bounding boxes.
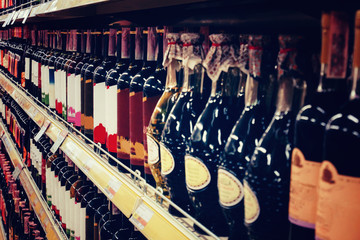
[0,120,66,240]
[0,71,221,240]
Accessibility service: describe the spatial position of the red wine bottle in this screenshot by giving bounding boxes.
[143,27,166,187]
[48,31,60,111]
[117,28,142,171]
[289,12,349,240]
[105,29,129,164]
[244,35,307,240]
[185,34,243,236]
[315,11,357,240]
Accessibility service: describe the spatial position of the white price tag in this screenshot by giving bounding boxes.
[130,202,154,230]
[34,120,51,142]
[12,166,22,180]
[82,159,94,174]
[103,177,122,199]
[27,106,38,119]
[50,129,68,153]
[22,6,32,24]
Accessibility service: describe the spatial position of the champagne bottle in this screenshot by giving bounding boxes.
[315,11,358,240]
[147,32,182,195]
[244,35,307,240]
[105,29,129,163]
[184,34,242,235]
[289,12,349,240]
[160,32,209,216]
[143,27,166,187]
[218,35,278,239]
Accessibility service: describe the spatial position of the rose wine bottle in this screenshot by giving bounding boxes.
[184,34,242,236]
[244,35,307,240]
[147,32,182,195]
[160,32,209,216]
[84,30,103,140]
[105,29,129,164]
[129,27,157,176]
[289,12,349,240]
[142,27,166,187]
[315,11,358,240]
[117,28,142,171]
[218,35,278,240]
[93,29,116,150]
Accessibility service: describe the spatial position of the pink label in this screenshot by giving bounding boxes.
[121,28,131,59]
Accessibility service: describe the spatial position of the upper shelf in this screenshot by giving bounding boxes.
[0,120,66,240]
[0,72,220,240]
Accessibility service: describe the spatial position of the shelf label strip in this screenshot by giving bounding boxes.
[130,202,154,231]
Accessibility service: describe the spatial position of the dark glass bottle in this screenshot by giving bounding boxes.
[105,29,129,163]
[24,31,34,93]
[40,30,52,106]
[85,192,106,240]
[218,35,277,240]
[289,12,349,240]
[54,31,67,117]
[84,30,103,140]
[147,32,182,195]
[100,203,129,240]
[160,33,209,216]
[93,29,116,149]
[48,32,60,111]
[244,35,306,240]
[117,28,142,171]
[143,27,166,187]
[130,27,157,176]
[184,34,242,236]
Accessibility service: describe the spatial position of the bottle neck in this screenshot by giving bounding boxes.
[275,76,306,114]
[211,67,240,98]
[182,63,204,95]
[165,60,182,89]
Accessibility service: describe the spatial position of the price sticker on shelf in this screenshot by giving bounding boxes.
[82,159,94,174]
[12,166,22,180]
[129,201,154,231]
[27,106,39,119]
[103,177,122,199]
[50,129,68,153]
[34,120,51,142]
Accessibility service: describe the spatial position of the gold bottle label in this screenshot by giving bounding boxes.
[185,155,211,190]
[218,169,243,207]
[160,143,175,175]
[147,134,159,165]
[244,180,260,224]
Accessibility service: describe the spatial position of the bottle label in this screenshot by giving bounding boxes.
[105,85,117,153]
[289,148,321,229]
[147,134,159,165]
[218,169,244,207]
[67,73,76,123]
[129,91,145,167]
[117,88,130,160]
[160,143,175,175]
[184,155,211,190]
[25,57,30,79]
[316,160,360,240]
[93,82,107,144]
[73,75,81,127]
[244,180,260,224]
[49,66,55,109]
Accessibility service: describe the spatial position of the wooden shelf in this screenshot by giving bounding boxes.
[0,120,66,240]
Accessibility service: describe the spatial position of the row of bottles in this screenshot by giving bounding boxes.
[0,10,359,240]
[0,145,46,240]
[0,88,146,240]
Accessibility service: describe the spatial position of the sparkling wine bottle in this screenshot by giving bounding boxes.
[244,35,307,240]
[217,35,278,240]
[184,33,242,236]
[147,32,182,195]
[160,32,209,216]
[289,12,349,240]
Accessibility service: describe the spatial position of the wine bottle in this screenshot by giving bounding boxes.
[48,31,60,111]
[24,30,33,93]
[147,32,182,195]
[67,30,83,125]
[85,191,106,240]
[105,29,129,163]
[100,203,125,240]
[160,32,209,216]
[244,35,307,240]
[218,35,278,240]
[117,27,142,171]
[130,27,157,176]
[30,30,39,99]
[81,30,93,133]
[40,30,51,106]
[184,34,242,235]
[84,30,103,140]
[93,29,116,149]
[289,12,349,240]
[36,30,45,102]
[94,203,108,240]
[315,11,357,240]
[54,31,67,117]
[143,27,166,187]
